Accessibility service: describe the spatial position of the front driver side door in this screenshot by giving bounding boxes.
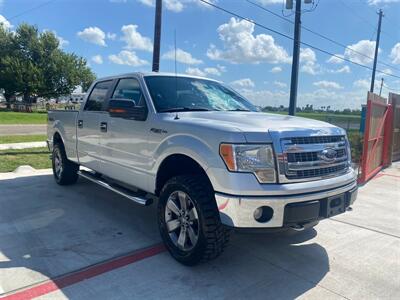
[98,77,152,192]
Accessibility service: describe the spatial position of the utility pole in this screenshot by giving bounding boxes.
[370,9,383,93]
[379,78,384,96]
[152,0,162,72]
[288,0,302,116]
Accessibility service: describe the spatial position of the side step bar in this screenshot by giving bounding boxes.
[78,170,152,206]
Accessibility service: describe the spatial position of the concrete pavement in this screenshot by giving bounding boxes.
[0,141,47,150]
[0,124,46,136]
[0,164,399,299]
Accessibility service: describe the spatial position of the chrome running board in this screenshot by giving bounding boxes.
[78,170,151,206]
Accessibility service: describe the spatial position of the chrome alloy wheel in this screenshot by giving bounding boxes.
[165,191,199,251]
[54,148,63,179]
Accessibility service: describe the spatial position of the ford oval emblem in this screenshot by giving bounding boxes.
[319,148,337,162]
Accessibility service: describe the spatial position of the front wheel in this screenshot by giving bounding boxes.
[158,175,230,265]
[52,143,79,185]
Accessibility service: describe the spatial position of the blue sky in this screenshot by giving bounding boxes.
[1,0,400,109]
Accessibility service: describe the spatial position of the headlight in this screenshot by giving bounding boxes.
[219,144,276,183]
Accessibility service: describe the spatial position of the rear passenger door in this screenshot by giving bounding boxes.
[77,80,113,172]
[97,77,151,192]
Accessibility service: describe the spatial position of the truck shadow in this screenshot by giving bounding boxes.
[0,174,329,299]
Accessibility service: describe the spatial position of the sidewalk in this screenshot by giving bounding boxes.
[0,141,47,150]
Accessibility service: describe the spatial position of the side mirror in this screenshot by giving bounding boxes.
[108,99,147,121]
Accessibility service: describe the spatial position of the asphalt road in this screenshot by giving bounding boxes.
[0,124,47,136]
[0,164,399,299]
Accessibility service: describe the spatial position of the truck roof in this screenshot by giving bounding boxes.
[94,72,221,83]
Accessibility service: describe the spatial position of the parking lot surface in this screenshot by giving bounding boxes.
[0,164,399,299]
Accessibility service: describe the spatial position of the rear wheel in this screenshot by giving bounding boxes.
[52,143,79,185]
[158,175,230,265]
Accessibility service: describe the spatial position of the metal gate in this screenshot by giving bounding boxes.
[389,93,400,162]
[358,92,393,184]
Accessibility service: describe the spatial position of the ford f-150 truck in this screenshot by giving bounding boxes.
[47,72,358,265]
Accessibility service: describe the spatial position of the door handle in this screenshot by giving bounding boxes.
[100,122,107,132]
[78,120,83,128]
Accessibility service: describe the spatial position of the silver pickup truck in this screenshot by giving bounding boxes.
[47,72,358,265]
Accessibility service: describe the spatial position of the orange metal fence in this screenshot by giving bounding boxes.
[358,92,393,184]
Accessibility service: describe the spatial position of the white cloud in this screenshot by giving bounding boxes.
[121,24,153,51]
[390,43,400,64]
[186,67,206,77]
[329,65,351,74]
[270,66,282,73]
[353,79,370,89]
[377,68,393,77]
[110,0,128,2]
[313,80,343,89]
[368,0,400,5]
[207,17,291,64]
[91,55,103,64]
[326,54,344,64]
[230,78,255,88]
[109,50,149,66]
[300,48,321,75]
[186,65,225,77]
[137,0,216,12]
[345,40,376,65]
[273,81,287,88]
[0,14,12,30]
[162,48,203,65]
[107,32,117,40]
[204,67,221,76]
[77,27,106,46]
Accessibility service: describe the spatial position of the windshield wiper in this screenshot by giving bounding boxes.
[227,108,251,112]
[159,107,212,113]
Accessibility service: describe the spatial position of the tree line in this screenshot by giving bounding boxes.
[0,23,96,108]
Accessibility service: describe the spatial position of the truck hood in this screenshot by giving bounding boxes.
[173,111,337,131]
[170,111,343,143]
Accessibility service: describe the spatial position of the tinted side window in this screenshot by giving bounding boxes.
[112,78,143,105]
[84,80,112,111]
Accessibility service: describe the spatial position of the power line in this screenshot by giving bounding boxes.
[246,0,400,73]
[2,0,57,22]
[199,0,400,80]
[339,0,399,44]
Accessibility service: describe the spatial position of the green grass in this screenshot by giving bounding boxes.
[272,111,361,122]
[0,147,51,172]
[0,134,47,144]
[0,111,47,124]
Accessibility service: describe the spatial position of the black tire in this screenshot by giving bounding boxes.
[52,143,79,185]
[158,175,230,265]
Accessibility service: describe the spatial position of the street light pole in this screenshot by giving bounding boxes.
[152,0,162,72]
[370,9,383,93]
[288,0,302,116]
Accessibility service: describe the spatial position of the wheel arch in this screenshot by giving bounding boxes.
[155,154,214,196]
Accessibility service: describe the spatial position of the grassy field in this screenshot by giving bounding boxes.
[0,147,51,172]
[0,134,47,144]
[272,111,361,122]
[0,111,47,124]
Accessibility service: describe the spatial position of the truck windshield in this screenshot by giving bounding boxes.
[144,76,258,113]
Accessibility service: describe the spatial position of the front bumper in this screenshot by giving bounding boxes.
[215,180,357,228]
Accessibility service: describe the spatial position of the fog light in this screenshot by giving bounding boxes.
[253,206,274,223]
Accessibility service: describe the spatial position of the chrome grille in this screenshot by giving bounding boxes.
[281,135,349,181]
[290,136,344,144]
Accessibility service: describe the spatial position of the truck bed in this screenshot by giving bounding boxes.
[47,110,79,162]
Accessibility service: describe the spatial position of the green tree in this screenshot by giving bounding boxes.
[0,23,96,107]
